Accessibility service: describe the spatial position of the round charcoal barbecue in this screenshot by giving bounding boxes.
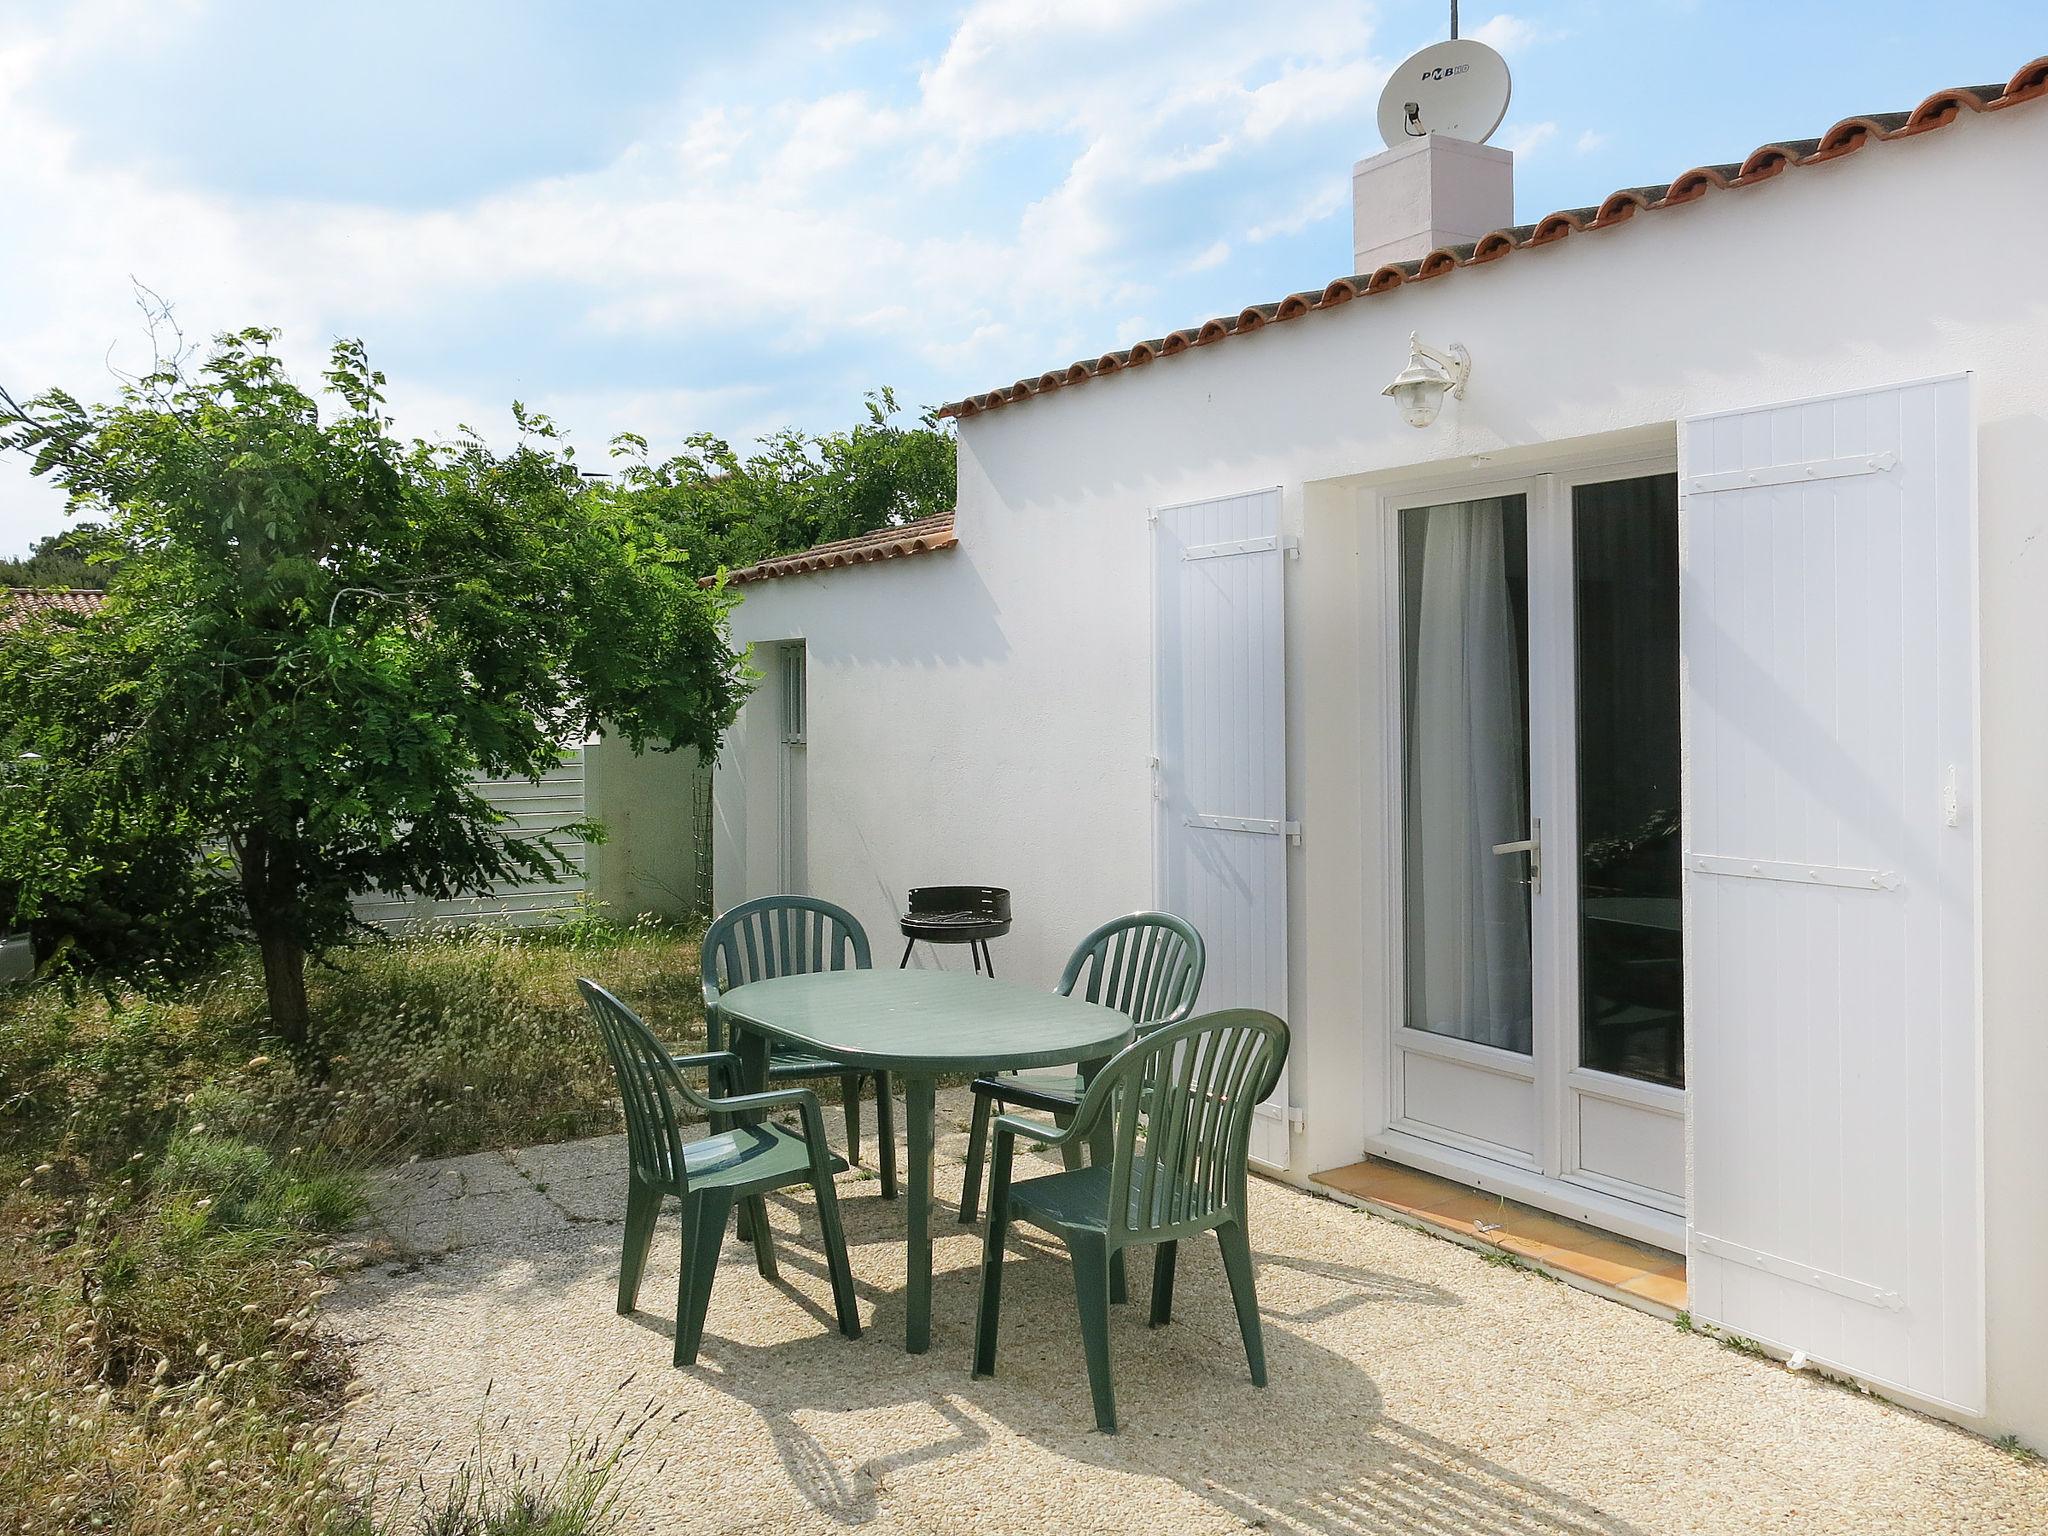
[899,885,1011,974]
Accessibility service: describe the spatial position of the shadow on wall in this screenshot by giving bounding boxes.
[771,552,1012,670]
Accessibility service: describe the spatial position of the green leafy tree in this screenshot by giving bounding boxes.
[603,387,954,574]
[0,615,240,987]
[0,525,116,588]
[0,325,745,1045]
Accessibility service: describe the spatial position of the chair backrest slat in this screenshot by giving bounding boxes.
[1092,1009,1288,1242]
[702,895,873,1049]
[579,979,696,1193]
[1057,912,1205,1030]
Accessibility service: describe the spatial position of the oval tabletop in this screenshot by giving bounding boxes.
[715,969,1134,1074]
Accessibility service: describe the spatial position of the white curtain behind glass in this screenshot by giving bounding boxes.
[1404,498,1533,1053]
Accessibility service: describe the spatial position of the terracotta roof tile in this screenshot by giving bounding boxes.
[939,56,2048,420]
[709,512,958,587]
[0,587,105,632]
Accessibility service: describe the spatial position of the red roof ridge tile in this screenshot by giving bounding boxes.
[707,511,958,588]
[939,55,2048,421]
[0,586,106,632]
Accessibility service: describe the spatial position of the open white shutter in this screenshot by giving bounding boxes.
[1681,376,1981,1412]
[1153,488,1293,1171]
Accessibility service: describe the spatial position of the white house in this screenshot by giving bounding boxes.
[714,56,2048,1446]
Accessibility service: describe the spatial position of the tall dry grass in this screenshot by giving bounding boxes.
[0,914,706,1534]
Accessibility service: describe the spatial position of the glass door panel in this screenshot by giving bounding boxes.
[1572,476,1683,1088]
[1399,495,1533,1055]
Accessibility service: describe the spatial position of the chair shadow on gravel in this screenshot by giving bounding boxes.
[589,1185,1646,1536]
[350,1155,1642,1536]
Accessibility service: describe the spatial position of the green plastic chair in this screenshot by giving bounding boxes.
[971,1007,1290,1433]
[958,912,1205,1224]
[579,979,859,1366]
[703,895,895,1200]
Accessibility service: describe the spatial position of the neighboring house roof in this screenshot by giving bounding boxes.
[0,587,105,632]
[938,56,2048,421]
[711,512,959,587]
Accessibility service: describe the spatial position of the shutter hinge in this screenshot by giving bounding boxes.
[1282,535,1301,560]
[1285,819,1303,846]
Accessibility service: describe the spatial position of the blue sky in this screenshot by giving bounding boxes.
[0,0,2038,554]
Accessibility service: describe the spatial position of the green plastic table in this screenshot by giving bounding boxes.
[716,968,1135,1353]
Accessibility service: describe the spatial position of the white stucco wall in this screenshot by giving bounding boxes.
[716,102,2048,1444]
[712,544,1148,988]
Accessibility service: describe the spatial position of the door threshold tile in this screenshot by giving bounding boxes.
[1313,1156,1687,1317]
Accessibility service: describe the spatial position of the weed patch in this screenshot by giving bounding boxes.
[347,1389,654,1536]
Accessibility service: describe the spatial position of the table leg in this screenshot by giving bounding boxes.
[734,1027,770,1244]
[1076,1055,1127,1303]
[904,1074,937,1353]
[1077,1057,1113,1166]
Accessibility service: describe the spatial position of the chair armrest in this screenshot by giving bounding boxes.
[992,1110,1078,1149]
[664,1049,742,1113]
[700,987,724,1051]
[1052,1051,1130,1143]
[704,1084,824,1120]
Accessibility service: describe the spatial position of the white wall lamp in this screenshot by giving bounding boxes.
[1382,332,1471,428]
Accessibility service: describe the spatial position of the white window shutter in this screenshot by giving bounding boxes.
[1153,488,1293,1171]
[1681,376,1982,1412]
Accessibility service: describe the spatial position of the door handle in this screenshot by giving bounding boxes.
[1492,817,1541,894]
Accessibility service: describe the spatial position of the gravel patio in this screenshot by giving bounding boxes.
[330,1090,2048,1535]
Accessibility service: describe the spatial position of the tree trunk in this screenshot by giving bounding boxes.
[256,923,311,1049]
[236,824,312,1049]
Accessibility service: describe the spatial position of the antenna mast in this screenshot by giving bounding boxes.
[1450,1,1459,40]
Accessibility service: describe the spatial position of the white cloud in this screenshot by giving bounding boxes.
[0,0,1400,549]
[767,92,909,186]
[1245,182,1348,244]
[915,0,1186,148]
[1575,128,1608,154]
[1242,57,1389,142]
[1501,120,1559,158]
[813,15,887,51]
[1468,14,1546,54]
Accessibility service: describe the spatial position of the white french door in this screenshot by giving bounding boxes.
[1381,465,1686,1235]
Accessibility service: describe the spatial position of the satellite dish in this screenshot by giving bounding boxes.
[1377,39,1513,149]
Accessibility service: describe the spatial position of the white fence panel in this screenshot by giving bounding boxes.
[353,749,589,931]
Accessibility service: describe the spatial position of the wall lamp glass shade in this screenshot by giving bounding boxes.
[1383,333,1471,428]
